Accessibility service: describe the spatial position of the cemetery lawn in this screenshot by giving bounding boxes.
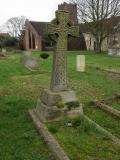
[0,51,120,160]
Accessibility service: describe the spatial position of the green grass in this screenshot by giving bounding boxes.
[47,118,120,160]
[0,52,54,160]
[0,51,120,159]
[105,99,120,111]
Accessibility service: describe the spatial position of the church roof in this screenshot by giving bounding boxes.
[29,21,49,36]
[79,16,120,33]
[29,16,120,36]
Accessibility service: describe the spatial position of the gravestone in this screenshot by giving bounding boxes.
[108,48,120,57]
[108,40,120,57]
[76,55,85,72]
[21,51,39,71]
[29,10,83,122]
[2,48,7,53]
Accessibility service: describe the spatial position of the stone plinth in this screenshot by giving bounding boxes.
[31,89,83,122]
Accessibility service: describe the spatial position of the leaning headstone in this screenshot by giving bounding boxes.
[21,51,39,71]
[29,10,83,122]
[76,55,85,72]
[24,51,32,56]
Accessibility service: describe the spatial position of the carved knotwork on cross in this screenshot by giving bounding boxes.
[47,10,79,92]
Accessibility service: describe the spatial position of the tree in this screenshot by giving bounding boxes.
[0,35,5,49]
[5,16,26,38]
[5,16,26,50]
[68,0,120,53]
[0,35,18,49]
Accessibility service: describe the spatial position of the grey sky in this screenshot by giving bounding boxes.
[0,0,65,26]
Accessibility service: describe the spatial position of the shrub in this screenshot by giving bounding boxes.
[48,126,58,134]
[4,37,18,47]
[0,36,18,48]
[72,116,85,128]
[40,53,49,59]
[66,101,79,110]
[56,103,64,109]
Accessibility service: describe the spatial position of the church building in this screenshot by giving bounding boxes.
[24,2,86,51]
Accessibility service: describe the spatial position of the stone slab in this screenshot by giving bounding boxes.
[2,48,7,53]
[29,110,70,160]
[40,89,62,106]
[36,98,67,122]
[40,89,78,106]
[59,90,78,103]
[35,98,83,122]
[84,116,120,146]
[76,55,85,72]
[108,49,120,57]
[93,100,120,119]
[21,52,39,71]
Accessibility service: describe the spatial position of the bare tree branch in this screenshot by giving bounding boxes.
[68,0,120,53]
[5,16,26,38]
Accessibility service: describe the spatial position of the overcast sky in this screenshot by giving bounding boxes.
[0,0,65,26]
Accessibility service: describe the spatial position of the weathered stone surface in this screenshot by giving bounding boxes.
[21,51,39,71]
[108,48,120,57]
[2,48,7,53]
[67,106,83,118]
[36,98,67,122]
[35,98,83,122]
[76,55,85,72]
[40,89,62,106]
[59,90,77,103]
[29,110,70,160]
[47,10,79,92]
[93,100,120,119]
[29,10,83,123]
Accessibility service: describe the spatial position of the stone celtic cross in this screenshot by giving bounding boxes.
[47,10,79,92]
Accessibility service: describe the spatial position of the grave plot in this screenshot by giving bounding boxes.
[21,51,39,71]
[0,53,10,60]
[87,65,120,76]
[0,55,55,160]
[92,93,120,118]
[84,106,120,139]
[46,118,120,160]
[111,101,120,111]
[0,50,119,160]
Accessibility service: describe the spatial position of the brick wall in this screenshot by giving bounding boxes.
[58,2,78,25]
[24,20,42,51]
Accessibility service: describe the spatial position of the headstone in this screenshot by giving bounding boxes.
[76,55,85,72]
[108,40,120,57]
[24,51,32,56]
[108,48,120,57]
[21,51,39,71]
[2,48,7,53]
[29,10,83,122]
